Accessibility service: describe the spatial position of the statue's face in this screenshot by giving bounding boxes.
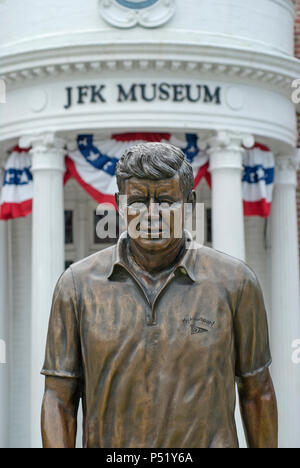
[121,176,186,253]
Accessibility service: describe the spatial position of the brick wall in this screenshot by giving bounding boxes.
[294,0,300,262]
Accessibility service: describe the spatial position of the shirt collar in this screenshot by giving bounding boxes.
[107,230,197,282]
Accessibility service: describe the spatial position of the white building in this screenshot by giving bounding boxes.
[0,0,300,448]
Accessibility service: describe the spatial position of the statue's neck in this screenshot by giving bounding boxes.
[129,236,186,275]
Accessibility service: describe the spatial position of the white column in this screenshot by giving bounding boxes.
[21,133,66,448]
[9,215,32,448]
[0,168,9,448]
[270,153,300,448]
[208,131,254,261]
[208,131,254,449]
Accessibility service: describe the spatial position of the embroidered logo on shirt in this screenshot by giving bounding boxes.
[183,316,215,327]
[191,325,208,335]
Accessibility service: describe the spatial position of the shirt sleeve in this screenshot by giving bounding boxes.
[41,267,83,379]
[234,267,272,378]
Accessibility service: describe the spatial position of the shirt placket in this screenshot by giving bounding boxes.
[118,263,177,326]
[148,273,177,326]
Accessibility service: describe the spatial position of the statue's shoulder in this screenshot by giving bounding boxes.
[68,244,117,280]
[193,244,257,284]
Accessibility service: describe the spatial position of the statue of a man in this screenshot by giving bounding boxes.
[41,143,278,448]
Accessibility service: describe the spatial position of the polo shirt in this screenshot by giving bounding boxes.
[41,231,272,448]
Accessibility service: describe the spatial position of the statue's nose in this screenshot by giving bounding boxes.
[148,200,160,220]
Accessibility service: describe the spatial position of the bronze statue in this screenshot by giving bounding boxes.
[41,143,278,448]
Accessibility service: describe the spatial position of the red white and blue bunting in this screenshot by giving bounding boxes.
[0,133,274,221]
[0,147,33,220]
[65,133,210,207]
[243,143,274,218]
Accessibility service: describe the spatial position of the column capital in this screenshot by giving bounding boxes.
[19,133,66,174]
[19,132,66,153]
[275,152,300,186]
[207,130,254,154]
[207,131,254,173]
[29,131,65,447]
[207,130,254,173]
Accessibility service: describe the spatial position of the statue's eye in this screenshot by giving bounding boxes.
[128,198,146,205]
[128,201,147,212]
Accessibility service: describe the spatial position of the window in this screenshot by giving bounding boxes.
[64,210,74,245]
[65,260,74,270]
[206,208,212,244]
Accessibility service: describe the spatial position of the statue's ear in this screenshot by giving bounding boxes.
[115,192,126,219]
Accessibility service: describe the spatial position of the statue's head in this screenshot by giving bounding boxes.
[115,142,195,253]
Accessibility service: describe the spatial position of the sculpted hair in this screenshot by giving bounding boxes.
[116,142,194,199]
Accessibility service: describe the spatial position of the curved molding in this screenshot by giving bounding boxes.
[0,106,296,149]
[270,0,296,17]
[99,0,175,29]
[0,42,299,92]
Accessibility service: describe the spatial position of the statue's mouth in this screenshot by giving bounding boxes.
[139,230,165,237]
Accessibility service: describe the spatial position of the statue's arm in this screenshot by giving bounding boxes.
[41,376,81,449]
[237,368,278,448]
